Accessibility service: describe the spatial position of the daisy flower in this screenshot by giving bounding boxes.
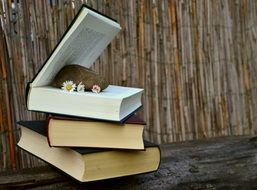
[77,82,85,93]
[61,80,76,92]
[92,85,101,93]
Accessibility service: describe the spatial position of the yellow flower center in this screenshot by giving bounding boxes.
[66,84,73,91]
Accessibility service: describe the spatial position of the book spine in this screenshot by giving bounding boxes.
[46,116,52,147]
[25,82,31,110]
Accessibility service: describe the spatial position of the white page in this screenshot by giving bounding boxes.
[32,7,121,87]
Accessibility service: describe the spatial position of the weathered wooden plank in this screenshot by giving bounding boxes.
[1,0,257,170]
[1,136,257,189]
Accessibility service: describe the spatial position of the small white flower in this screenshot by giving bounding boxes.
[77,82,85,93]
[92,85,101,93]
[61,80,76,92]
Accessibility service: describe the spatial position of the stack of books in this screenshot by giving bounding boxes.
[17,5,160,182]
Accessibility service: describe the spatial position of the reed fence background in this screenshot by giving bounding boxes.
[1,0,257,170]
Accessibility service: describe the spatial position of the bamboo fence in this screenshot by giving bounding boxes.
[1,0,257,170]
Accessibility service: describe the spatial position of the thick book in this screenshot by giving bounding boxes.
[45,114,145,149]
[26,5,143,122]
[17,121,161,182]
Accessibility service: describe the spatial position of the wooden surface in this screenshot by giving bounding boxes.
[1,135,257,190]
[1,0,257,170]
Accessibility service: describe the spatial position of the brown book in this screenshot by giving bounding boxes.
[47,114,145,150]
[17,120,161,182]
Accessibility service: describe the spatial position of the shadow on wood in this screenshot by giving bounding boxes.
[1,135,257,190]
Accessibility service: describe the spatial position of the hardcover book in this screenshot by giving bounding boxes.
[45,114,145,149]
[26,5,143,122]
[17,120,161,182]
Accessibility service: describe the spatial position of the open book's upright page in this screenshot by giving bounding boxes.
[31,5,121,87]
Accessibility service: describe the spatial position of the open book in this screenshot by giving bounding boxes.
[26,5,143,121]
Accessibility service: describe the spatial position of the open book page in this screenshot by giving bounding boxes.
[67,27,104,64]
[34,85,143,99]
[97,85,143,98]
[32,7,121,87]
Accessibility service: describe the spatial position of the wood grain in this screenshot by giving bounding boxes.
[0,0,257,169]
[1,135,257,189]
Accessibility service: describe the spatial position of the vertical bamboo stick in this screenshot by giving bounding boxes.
[1,0,257,170]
